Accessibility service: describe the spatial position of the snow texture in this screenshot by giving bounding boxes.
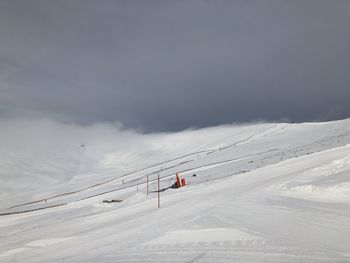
[1,119,350,262]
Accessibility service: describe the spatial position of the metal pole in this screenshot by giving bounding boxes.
[158,174,160,208]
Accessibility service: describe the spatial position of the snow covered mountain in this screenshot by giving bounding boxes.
[1,118,350,262]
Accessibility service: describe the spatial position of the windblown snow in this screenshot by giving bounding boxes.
[1,119,350,262]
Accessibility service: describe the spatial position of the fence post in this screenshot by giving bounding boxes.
[147,174,149,196]
[158,174,160,208]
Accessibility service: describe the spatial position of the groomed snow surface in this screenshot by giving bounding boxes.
[1,119,350,262]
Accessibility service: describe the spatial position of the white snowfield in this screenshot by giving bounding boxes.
[0,119,350,262]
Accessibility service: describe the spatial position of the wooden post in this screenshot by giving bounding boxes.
[158,174,160,208]
[147,174,149,196]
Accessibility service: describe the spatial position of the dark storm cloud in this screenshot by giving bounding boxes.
[0,0,349,131]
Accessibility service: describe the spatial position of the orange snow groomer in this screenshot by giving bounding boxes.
[170,173,182,189]
[176,173,181,188]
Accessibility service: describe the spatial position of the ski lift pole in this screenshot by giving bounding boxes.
[157,174,160,208]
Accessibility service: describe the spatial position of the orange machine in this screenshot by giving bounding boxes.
[176,173,181,188]
[181,178,186,186]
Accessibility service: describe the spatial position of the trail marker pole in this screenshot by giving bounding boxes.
[157,174,160,208]
[147,174,149,196]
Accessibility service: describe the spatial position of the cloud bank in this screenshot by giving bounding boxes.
[0,1,349,131]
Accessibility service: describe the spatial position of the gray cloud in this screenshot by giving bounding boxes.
[0,0,349,131]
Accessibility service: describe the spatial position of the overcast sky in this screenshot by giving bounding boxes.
[0,0,349,132]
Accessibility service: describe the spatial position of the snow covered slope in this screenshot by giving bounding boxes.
[0,119,350,262]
